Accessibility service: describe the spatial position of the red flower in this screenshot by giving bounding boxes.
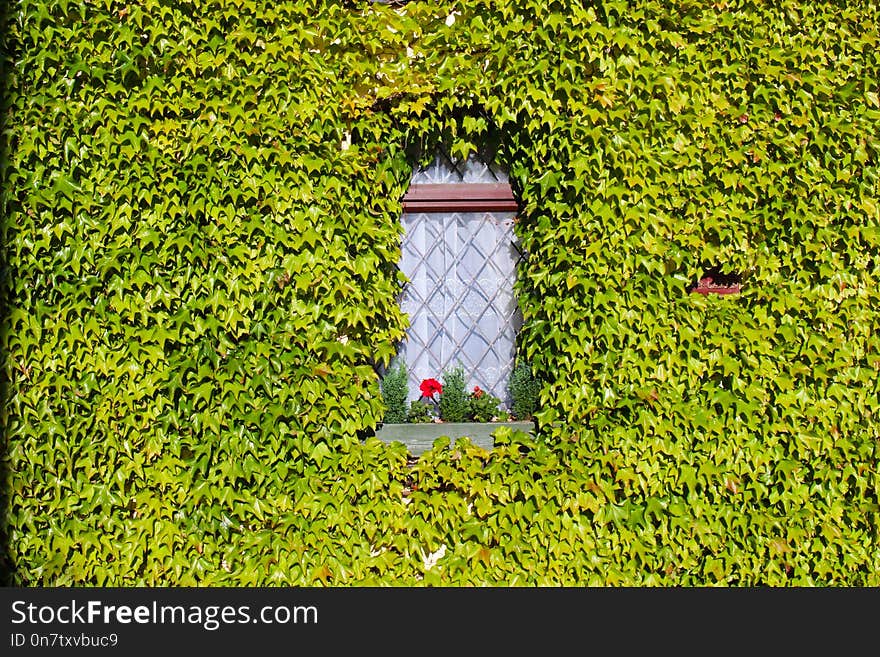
[420,378,443,398]
[472,386,484,398]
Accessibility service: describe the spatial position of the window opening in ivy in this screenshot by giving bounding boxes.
[394,148,523,406]
[688,267,742,295]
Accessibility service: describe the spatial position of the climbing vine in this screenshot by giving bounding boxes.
[1,0,878,585]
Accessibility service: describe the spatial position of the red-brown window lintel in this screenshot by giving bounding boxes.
[402,183,519,213]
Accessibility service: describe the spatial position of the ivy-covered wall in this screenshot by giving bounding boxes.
[1,0,878,584]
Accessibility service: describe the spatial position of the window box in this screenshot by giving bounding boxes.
[374,420,534,456]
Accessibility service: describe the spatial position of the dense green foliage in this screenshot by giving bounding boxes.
[439,366,469,422]
[380,361,408,423]
[509,361,540,421]
[1,0,878,585]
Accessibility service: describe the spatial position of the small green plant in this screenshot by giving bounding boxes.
[380,361,408,424]
[509,361,540,421]
[468,386,504,422]
[439,365,469,422]
[407,399,435,423]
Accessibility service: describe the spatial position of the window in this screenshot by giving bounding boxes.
[688,267,742,295]
[395,149,523,406]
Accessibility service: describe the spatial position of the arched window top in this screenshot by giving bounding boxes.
[410,151,510,185]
